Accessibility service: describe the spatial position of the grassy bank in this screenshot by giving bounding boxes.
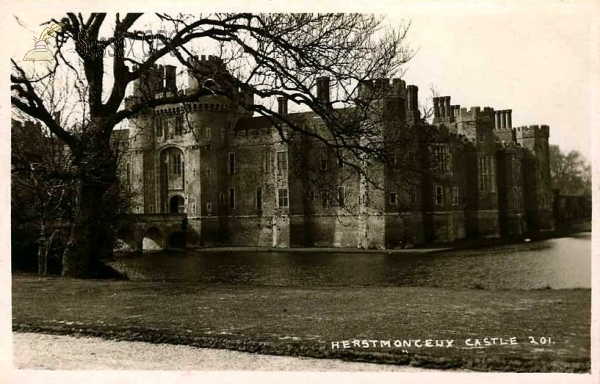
[12,275,590,372]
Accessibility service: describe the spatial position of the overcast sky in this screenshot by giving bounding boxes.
[6,1,598,160]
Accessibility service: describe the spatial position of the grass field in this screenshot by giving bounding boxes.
[12,275,591,372]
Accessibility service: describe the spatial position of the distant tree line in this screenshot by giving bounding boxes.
[549,145,591,196]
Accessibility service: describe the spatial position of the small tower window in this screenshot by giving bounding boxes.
[390,192,397,206]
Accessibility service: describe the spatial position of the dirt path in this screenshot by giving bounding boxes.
[13,332,428,371]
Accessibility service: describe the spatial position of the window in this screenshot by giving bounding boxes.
[320,149,328,170]
[191,203,197,215]
[126,162,131,184]
[390,192,397,206]
[175,116,183,136]
[435,185,443,206]
[338,186,345,207]
[278,188,289,208]
[264,151,272,173]
[322,190,329,208]
[173,153,182,175]
[452,187,459,205]
[149,204,154,213]
[228,153,235,174]
[432,145,450,172]
[276,151,288,173]
[490,157,496,192]
[410,185,417,204]
[206,201,213,215]
[220,193,225,206]
[156,118,163,137]
[479,157,488,192]
[229,188,235,209]
[256,187,262,210]
[205,127,211,139]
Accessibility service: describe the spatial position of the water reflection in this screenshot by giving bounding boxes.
[110,233,591,290]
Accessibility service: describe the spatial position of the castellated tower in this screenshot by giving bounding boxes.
[123,57,255,246]
[515,125,553,231]
[442,103,500,238]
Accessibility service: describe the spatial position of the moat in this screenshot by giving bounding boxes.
[110,232,591,290]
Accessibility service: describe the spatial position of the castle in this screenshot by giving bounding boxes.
[117,55,553,249]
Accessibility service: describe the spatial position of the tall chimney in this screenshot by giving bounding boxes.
[500,110,507,128]
[506,109,512,128]
[433,97,440,119]
[165,65,177,93]
[444,97,451,119]
[316,76,330,103]
[407,85,418,112]
[277,97,288,115]
[495,111,501,129]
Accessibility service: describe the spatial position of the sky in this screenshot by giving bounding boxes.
[5,1,598,161]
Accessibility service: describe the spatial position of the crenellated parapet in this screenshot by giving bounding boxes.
[515,125,550,139]
[128,56,254,111]
[357,78,418,105]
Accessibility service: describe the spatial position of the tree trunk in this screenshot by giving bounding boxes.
[61,138,119,279]
[62,181,115,278]
[37,221,47,275]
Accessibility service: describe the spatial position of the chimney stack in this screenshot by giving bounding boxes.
[165,65,177,93]
[407,85,419,112]
[316,77,330,104]
[444,97,451,119]
[433,97,440,119]
[500,110,507,128]
[277,97,288,115]
[505,110,512,129]
[495,111,501,129]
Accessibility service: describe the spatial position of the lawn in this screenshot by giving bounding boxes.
[12,275,591,372]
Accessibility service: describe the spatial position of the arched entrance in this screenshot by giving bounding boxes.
[169,195,185,213]
[143,226,164,250]
[159,146,185,213]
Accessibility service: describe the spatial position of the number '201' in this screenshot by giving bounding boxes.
[528,336,552,345]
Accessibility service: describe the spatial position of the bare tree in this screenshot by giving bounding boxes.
[12,13,412,278]
[549,145,591,196]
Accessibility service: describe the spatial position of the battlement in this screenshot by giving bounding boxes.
[357,78,419,113]
[129,56,254,110]
[515,125,550,139]
[456,106,482,121]
[188,54,225,66]
[358,78,406,98]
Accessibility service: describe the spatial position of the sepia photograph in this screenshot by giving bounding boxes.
[3,1,598,383]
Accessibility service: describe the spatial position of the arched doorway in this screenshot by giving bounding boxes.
[159,146,185,213]
[169,195,185,213]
